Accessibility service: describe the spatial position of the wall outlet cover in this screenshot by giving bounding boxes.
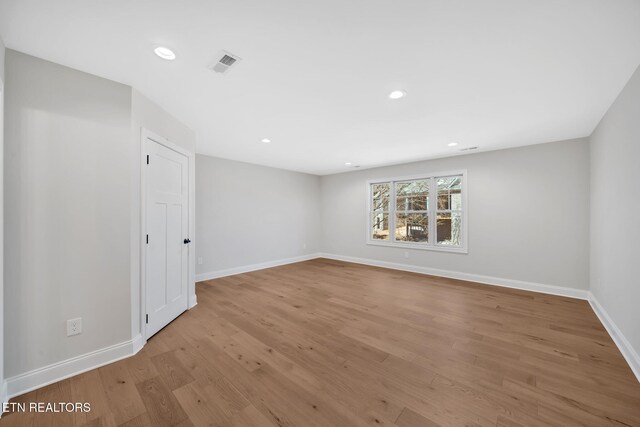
[67,318,82,336]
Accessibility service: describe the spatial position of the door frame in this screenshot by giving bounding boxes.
[139,128,196,342]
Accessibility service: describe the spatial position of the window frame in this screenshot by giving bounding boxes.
[366,170,468,253]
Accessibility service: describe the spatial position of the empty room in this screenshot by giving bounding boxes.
[0,0,639,426]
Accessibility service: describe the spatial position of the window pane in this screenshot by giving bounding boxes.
[395,213,429,242]
[436,212,462,246]
[371,212,389,240]
[437,176,462,210]
[371,183,390,212]
[396,180,429,211]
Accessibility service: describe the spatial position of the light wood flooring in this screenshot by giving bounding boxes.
[2,258,640,426]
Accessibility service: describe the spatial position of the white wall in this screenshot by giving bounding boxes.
[130,89,196,336]
[320,139,590,291]
[590,65,640,368]
[0,37,4,81]
[196,155,321,279]
[4,50,133,378]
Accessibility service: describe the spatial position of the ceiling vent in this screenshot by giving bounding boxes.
[210,51,241,74]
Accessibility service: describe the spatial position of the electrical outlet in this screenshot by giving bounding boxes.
[197,257,203,265]
[303,243,307,249]
[404,251,410,259]
[67,318,82,336]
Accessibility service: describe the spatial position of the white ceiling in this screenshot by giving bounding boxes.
[1,0,639,175]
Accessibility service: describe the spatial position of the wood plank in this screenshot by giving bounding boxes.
[69,370,111,425]
[98,360,147,425]
[135,376,189,426]
[394,407,440,427]
[151,351,196,391]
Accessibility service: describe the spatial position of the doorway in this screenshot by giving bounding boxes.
[143,133,190,339]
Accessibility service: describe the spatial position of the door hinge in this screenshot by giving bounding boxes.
[146,314,149,324]
[146,234,149,244]
[146,155,149,165]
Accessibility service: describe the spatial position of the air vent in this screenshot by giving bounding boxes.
[210,50,241,74]
[460,146,479,152]
[219,54,237,66]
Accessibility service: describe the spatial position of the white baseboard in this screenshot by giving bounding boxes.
[318,253,589,300]
[189,294,198,309]
[131,333,144,355]
[587,292,640,383]
[5,336,141,400]
[196,253,322,282]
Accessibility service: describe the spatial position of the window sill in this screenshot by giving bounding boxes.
[366,240,468,254]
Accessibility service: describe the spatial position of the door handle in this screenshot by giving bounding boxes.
[184,238,191,244]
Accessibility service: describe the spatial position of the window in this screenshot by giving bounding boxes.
[371,182,390,240]
[367,171,467,252]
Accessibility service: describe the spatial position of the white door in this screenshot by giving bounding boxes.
[145,138,189,339]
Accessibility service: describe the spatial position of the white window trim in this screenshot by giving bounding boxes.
[366,170,468,254]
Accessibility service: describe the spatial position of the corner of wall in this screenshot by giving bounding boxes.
[586,63,640,383]
[0,36,6,408]
[588,292,640,382]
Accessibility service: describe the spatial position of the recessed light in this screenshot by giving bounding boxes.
[345,162,352,166]
[448,142,458,147]
[154,46,176,60]
[261,138,271,143]
[389,90,406,99]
